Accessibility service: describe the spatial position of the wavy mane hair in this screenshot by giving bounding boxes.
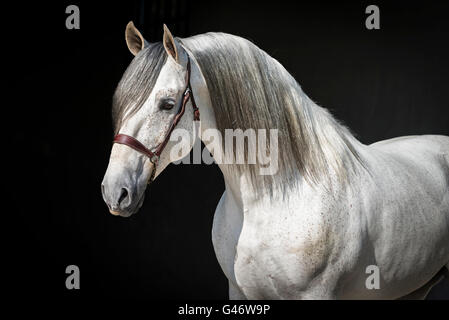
[182,33,364,191]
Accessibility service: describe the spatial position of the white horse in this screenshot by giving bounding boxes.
[102,22,449,299]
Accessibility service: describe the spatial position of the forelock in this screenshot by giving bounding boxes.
[112,42,168,134]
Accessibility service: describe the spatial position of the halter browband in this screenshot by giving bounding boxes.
[113,56,200,183]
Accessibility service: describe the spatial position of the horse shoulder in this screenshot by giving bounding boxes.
[233,187,360,299]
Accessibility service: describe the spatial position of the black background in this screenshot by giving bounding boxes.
[6,0,449,301]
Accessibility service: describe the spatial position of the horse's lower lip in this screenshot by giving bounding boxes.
[109,209,121,216]
[108,208,133,217]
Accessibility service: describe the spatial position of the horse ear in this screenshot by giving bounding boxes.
[125,21,149,56]
[162,24,186,64]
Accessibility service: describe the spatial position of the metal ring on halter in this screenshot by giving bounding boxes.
[149,154,159,165]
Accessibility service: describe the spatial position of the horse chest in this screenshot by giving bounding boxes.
[213,185,361,299]
[232,206,335,299]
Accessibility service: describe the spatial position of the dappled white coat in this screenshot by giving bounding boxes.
[198,73,449,299]
[102,24,449,299]
[186,43,449,300]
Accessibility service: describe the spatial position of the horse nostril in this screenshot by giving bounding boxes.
[118,188,129,206]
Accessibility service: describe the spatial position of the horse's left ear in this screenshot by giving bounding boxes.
[163,24,187,65]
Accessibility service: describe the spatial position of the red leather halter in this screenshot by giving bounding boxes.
[113,56,200,183]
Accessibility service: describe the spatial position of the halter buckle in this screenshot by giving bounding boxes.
[150,154,159,164]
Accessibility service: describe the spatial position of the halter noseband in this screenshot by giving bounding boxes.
[112,56,200,183]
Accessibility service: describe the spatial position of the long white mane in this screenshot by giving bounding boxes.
[182,33,365,191]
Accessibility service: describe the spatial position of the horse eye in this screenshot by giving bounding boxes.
[160,100,175,110]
